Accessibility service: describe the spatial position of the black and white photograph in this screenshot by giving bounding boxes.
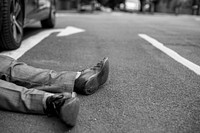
[0,0,200,132]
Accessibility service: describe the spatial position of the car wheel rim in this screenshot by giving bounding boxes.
[51,5,56,24]
[10,0,23,43]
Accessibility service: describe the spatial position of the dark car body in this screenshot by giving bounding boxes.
[0,0,56,50]
[23,0,54,26]
[0,0,2,31]
[0,0,54,29]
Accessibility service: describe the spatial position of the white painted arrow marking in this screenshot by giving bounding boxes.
[195,18,200,21]
[57,26,85,37]
[0,26,85,60]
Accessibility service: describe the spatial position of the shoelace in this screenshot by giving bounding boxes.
[91,61,103,70]
[79,61,103,72]
[46,94,66,116]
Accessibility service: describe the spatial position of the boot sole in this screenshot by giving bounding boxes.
[60,97,80,127]
[84,57,109,95]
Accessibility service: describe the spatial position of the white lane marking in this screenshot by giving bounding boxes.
[0,26,85,60]
[56,13,68,17]
[195,17,200,21]
[57,26,85,37]
[111,12,123,16]
[139,34,200,75]
[56,13,77,17]
[0,29,61,60]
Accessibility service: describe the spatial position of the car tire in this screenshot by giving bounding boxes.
[0,0,23,50]
[41,2,56,28]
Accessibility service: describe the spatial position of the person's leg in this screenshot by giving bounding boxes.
[0,55,109,95]
[0,55,77,93]
[0,79,79,126]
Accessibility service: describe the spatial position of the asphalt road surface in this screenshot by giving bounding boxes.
[0,11,200,133]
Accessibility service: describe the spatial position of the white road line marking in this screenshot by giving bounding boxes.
[111,12,123,16]
[0,29,61,60]
[0,26,85,60]
[56,13,68,17]
[139,34,200,75]
[195,17,200,21]
[56,13,76,17]
[57,26,85,37]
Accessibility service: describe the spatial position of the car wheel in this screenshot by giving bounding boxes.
[41,2,56,28]
[0,0,23,50]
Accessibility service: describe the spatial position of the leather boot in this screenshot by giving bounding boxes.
[74,57,109,95]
